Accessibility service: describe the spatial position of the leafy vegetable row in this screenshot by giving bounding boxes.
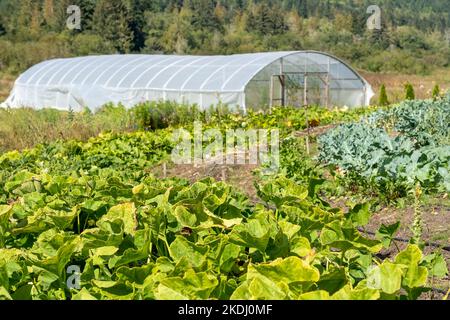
[1,174,446,300]
[318,99,450,198]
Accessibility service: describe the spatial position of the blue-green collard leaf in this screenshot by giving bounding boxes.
[394,245,428,288]
[169,237,208,269]
[98,203,137,236]
[155,270,218,300]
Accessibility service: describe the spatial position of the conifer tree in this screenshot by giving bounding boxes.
[405,83,415,100]
[432,84,441,100]
[379,84,389,106]
[92,0,134,53]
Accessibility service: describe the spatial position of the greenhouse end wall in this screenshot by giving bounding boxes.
[2,51,374,111]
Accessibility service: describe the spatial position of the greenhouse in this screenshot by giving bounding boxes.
[2,51,374,112]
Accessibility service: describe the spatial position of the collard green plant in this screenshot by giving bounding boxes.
[318,99,450,198]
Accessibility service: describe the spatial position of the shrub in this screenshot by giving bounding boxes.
[432,84,441,100]
[404,83,415,100]
[379,84,389,106]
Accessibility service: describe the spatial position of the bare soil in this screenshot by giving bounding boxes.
[152,161,261,203]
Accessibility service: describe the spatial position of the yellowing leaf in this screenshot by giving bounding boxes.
[169,237,208,269]
[332,285,380,300]
[367,262,403,294]
[298,290,330,300]
[99,203,137,236]
[249,257,320,284]
[395,245,428,288]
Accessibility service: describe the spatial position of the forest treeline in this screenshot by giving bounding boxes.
[0,0,449,75]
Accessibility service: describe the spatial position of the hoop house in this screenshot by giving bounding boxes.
[3,51,374,112]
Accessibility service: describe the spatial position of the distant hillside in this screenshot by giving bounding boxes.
[0,0,449,75]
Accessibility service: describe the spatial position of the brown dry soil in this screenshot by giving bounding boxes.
[152,162,261,203]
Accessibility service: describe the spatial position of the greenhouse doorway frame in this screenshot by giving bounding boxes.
[270,71,331,108]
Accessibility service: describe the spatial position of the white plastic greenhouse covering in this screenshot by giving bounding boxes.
[2,51,374,112]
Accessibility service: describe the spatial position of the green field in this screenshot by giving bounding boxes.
[0,98,448,300]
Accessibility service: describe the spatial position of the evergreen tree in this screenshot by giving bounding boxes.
[432,84,441,100]
[128,0,155,51]
[247,3,288,35]
[298,0,308,18]
[92,0,134,53]
[379,84,389,106]
[187,0,221,31]
[405,83,416,100]
[1,0,450,79]
[161,6,192,54]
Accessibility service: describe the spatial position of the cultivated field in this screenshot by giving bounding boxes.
[0,100,448,300]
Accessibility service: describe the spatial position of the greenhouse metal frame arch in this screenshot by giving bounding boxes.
[3,51,374,111]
